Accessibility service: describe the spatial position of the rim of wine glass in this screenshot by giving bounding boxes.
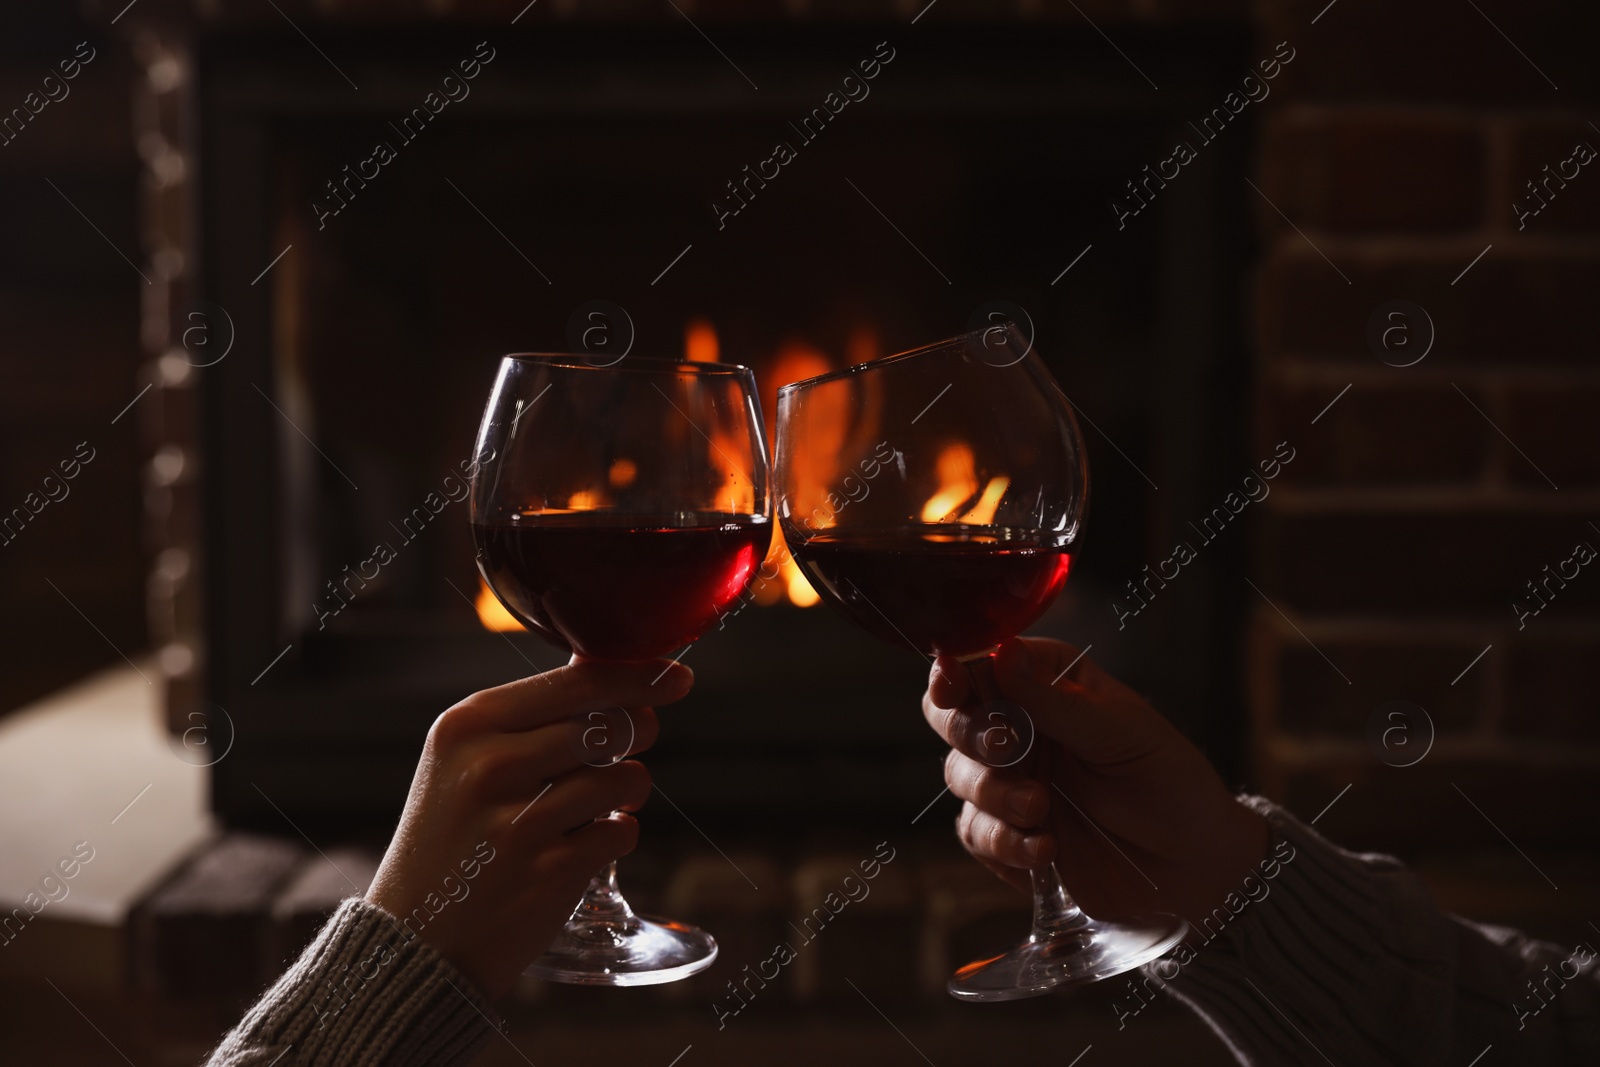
[775,324,1027,396]
[503,353,755,376]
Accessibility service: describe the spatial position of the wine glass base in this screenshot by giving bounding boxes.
[524,914,718,987]
[948,912,1187,1002]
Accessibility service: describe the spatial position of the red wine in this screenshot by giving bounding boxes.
[791,525,1072,658]
[473,514,771,660]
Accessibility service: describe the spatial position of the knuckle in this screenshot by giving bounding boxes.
[956,803,978,848]
[452,756,492,798]
[943,748,962,787]
[427,699,480,750]
[979,815,1008,858]
[938,704,964,743]
[486,808,522,852]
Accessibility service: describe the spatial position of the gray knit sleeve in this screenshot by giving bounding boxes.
[204,897,499,1067]
[1140,796,1600,1065]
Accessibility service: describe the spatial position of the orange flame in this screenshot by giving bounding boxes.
[781,550,820,607]
[475,579,525,631]
[920,443,1009,525]
[920,444,980,523]
[609,458,638,488]
[764,341,836,606]
[686,318,719,363]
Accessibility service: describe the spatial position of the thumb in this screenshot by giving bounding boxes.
[992,639,1108,755]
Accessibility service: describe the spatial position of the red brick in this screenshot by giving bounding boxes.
[1273,639,1487,736]
[1261,111,1485,233]
[1260,251,1600,364]
[1259,511,1600,615]
[1265,382,1491,484]
[1505,118,1600,233]
[1503,635,1600,743]
[1502,385,1600,487]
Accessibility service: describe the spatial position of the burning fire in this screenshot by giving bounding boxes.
[685,318,720,363]
[779,551,820,607]
[475,579,525,631]
[762,339,836,608]
[467,319,867,631]
[920,443,1009,525]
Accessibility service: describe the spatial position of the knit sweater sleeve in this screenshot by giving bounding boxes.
[1143,795,1600,1066]
[204,898,499,1067]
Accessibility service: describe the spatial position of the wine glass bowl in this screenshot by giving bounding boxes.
[775,325,1187,1001]
[468,353,771,986]
[775,325,1085,659]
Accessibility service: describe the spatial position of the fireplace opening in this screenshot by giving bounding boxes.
[185,21,1254,838]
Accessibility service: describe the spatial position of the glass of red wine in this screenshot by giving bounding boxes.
[468,353,771,985]
[775,323,1186,1001]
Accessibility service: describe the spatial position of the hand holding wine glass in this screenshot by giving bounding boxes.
[468,353,771,986]
[924,637,1269,928]
[777,324,1189,999]
[366,659,691,1000]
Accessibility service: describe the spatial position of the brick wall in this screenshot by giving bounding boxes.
[1251,0,1600,853]
[0,12,145,714]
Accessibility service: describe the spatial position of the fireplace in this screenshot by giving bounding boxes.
[129,10,1254,838]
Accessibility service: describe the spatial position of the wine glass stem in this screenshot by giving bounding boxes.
[962,651,1088,941]
[568,860,639,927]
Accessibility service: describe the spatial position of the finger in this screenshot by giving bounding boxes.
[510,760,652,836]
[976,852,1033,895]
[474,659,693,733]
[1014,636,1141,710]
[922,693,1037,770]
[1014,636,1086,686]
[464,707,662,799]
[921,688,964,749]
[943,749,1048,827]
[957,802,1055,871]
[927,654,969,712]
[992,639,1103,749]
[551,811,641,870]
[563,704,660,768]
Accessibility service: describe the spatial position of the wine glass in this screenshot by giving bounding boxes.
[468,353,771,985]
[774,323,1186,1001]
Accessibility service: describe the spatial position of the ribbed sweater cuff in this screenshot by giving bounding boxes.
[1141,794,1445,1067]
[206,897,500,1067]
